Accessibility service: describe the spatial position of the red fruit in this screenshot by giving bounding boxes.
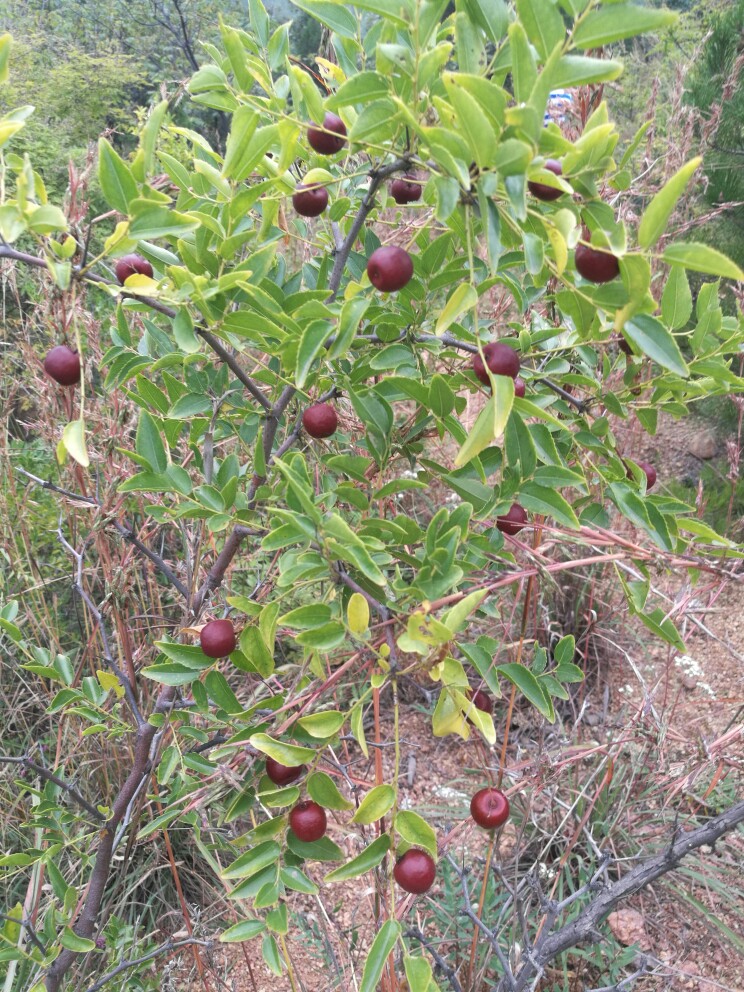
[367,246,414,292]
[628,460,657,490]
[473,341,521,385]
[496,503,528,536]
[115,253,154,285]
[390,175,422,204]
[302,402,338,439]
[292,184,328,217]
[199,619,236,658]
[307,112,347,155]
[514,376,526,398]
[289,800,327,842]
[575,242,619,284]
[393,849,436,895]
[43,345,81,386]
[471,689,493,715]
[528,159,563,202]
[265,757,306,787]
[617,336,633,356]
[470,787,510,830]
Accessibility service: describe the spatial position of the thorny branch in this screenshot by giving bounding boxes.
[439,802,744,992]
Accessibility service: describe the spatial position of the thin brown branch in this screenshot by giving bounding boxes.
[0,756,104,822]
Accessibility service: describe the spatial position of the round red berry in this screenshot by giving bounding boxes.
[393,849,436,894]
[470,787,510,830]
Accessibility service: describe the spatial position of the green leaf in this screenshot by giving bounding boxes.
[509,21,537,103]
[638,158,701,249]
[435,283,477,336]
[553,55,623,88]
[360,921,402,992]
[136,411,167,473]
[168,393,212,419]
[553,634,575,667]
[238,626,275,677]
[60,928,96,953]
[661,265,692,331]
[455,376,514,467]
[395,810,437,858]
[328,296,370,360]
[220,919,265,943]
[324,834,391,882]
[290,0,358,39]
[295,320,332,389]
[516,0,565,59]
[307,772,354,810]
[27,205,68,234]
[662,242,744,282]
[173,309,201,353]
[280,866,319,894]
[222,841,281,880]
[347,592,370,635]
[249,734,315,766]
[404,956,437,992]
[204,671,242,714]
[351,784,396,824]
[286,832,344,862]
[327,72,390,110]
[498,663,554,721]
[262,934,282,976]
[297,710,345,738]
[636,608,686,652]
[572,5,677,49]
[442,79,497,169]
[98,138,138,214]
[519,482,579,530]
[441,588,487,635]
[624,314,689,377]
[505,411,537,477]
[61,420,89,468]
[0,33,11,85]
[128,200,199,240]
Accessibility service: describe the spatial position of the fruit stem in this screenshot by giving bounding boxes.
[465,831,496,990]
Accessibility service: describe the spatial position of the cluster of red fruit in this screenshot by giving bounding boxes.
[200,619,509,895]
[264,751,510,895]
[293,113,423,220]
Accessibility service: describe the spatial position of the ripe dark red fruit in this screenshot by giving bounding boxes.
[393,849,436,894]
[617,336,633,356]
[265,757,306,787]
[302,402,338,439]
[43,345,81,386]
[528,159,563,201]
[471,689,493,715]
[289,800,327,842]
[575,243,619,284]
[470,787,510,830]
[292,184,328,217]
[390,175,422,204]
[473,342,521,385]
[629,460,657,490]
[496,503,528,536]
[199,619,236,658]
[115,253,154,285]
[514,376,526,398]
[307,112,347,155]
[367,246,414,292]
